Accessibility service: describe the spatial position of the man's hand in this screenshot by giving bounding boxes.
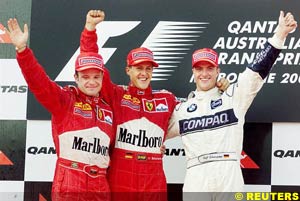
[275,11,297,40]
[85,10,105,31]
[160,144,166,155]
[6,18,28,52]
[216,77,230,92]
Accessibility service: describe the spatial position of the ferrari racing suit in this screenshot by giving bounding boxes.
[167,36,283,198]
[80,28,178,201]
[17,48,113,201]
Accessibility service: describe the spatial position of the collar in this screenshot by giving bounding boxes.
[128,82,153,98]
[75,87,101,106]
[188,87,219,100]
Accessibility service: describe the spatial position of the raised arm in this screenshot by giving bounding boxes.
[6,18,28,53]
[6,18,65,114]
[80,10,121,107]
[231,11,297,115]
[248,11,297,79]
[80,10,105,53]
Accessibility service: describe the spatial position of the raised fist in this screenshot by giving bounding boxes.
[85,10,105,31]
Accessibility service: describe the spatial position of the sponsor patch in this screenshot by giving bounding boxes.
[211,99,222,109]
[123,94,140,104]
[121,99,141,111]
[142,98,168,113]
[79,57,102,67]
[132,51,153,60]
[150,156,162,161]
[117,128,163,148]
[137,155,147,160]
[74,102,92,110]
[193,51,217,63]
[125,153,133,159]
[145,101,154,111]
[137,90,145,95]
[72,136,109,156]
[121,94,141,110]
[74,107,92,118]
[97,108,113,125]
[187,103,197,112]
[71,162,78,169]
[179,109,238,135]
[224,154,230,158]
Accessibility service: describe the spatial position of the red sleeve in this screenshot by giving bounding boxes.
[101,68,120,107]
[16,48,67,115]
[80,28,122,108]
[80,28,98,53]
[170,93,178,115]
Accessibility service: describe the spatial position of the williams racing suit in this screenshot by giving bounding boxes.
[16,48,113,201]
[80,28,178,201]
[167,36,283,196]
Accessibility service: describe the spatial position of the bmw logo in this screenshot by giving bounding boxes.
[187,103,197,112]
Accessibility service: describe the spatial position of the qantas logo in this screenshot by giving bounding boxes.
[274,149,300,158]
[39,194,47,201]
[27,146,56,155]
[56,21,209,82]
[240,151,259,169]
[1,85,28,93]
[0,150,13,165]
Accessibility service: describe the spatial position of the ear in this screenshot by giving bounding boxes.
[74,73,79,84]
[125,66,131,75]
[216,67,220,75]
[192,67,197,76]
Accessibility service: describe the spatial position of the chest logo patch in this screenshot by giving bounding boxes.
[98,109,102,119]
[187,103,197,112]
[121,94,141,111]
[142,98,169,113]
[146,102,154,111]
[74,102,92,118]
[211,99,222,109]
[96,108,113,125]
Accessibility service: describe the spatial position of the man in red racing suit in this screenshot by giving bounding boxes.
[6,18,114,201]
[80,10,178,201]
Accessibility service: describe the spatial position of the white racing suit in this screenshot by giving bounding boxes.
[167,36,283,200]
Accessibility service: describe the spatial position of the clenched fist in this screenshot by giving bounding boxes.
[85,10,105,31]
[216,77,230,92]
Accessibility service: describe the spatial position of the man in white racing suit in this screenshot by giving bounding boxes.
[167,11,297,201]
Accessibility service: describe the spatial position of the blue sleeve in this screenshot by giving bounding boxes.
[247,42,281,79]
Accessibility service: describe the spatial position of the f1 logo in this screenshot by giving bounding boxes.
[55,21,141,82]
[56,21,208,82]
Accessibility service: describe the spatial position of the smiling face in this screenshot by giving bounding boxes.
[126,61,154,90]
[192,62,220,92]
[74,68,104,97]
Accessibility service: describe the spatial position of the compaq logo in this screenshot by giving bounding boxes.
[179,109,238,135]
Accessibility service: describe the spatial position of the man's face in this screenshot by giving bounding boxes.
[192,62,220,91]
[126,61,153,90]
[75,68,103,97]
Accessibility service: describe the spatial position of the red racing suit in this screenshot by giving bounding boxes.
[16,48,114,201]
[80,28,178,201]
